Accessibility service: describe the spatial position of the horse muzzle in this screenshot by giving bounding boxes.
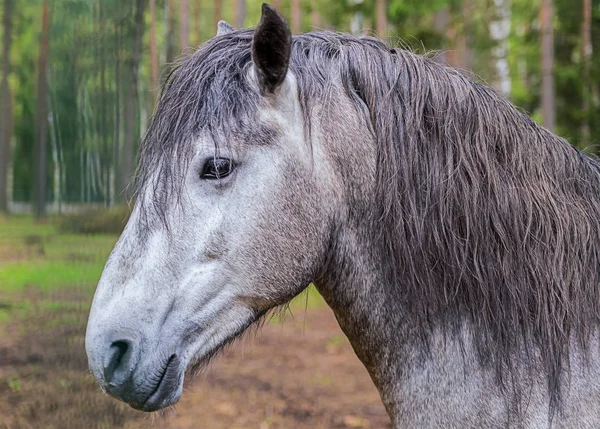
[86,329,184,412]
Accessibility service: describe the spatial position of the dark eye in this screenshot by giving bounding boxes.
[200,157,234,180]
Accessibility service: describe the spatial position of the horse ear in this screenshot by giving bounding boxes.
[217,20,235,36]
[252,4,292,94]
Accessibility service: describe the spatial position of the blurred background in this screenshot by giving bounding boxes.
[0,0,598,428]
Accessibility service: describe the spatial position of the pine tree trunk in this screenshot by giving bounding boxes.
[193,0,202,45]
[99,0,110,206]
[180,0,190,49]
[119,0,146,202]
[234,0,246,29]
[291,0,301,34]
[150,0,159,102]
[446,15,458,67]
[0,0,14,213]
[581,0,592,145]
[166,0,178,64]
[540,0,555,131]
[311,8,321,30]
[113,21,121,203]
[460,0,474,70]
[214,0,223,31]
[376,0,387,38]
[33,0,51,218]
[433,6,449,64]
[489,0,511,96]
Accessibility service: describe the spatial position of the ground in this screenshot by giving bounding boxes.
[0,216,391,429]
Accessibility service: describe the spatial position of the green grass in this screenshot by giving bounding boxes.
[268,285,326,325]
[0,215,118,323]
[289,284,325,310]
[0,260,106,293]
[0,214,56,239]
[0,217,116,291]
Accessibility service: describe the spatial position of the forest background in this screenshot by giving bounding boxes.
[0,0,598,215]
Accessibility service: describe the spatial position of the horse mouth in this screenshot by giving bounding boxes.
[137,354,181,412]
[120,308,266,412]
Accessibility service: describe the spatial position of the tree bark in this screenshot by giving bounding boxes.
[489,0,511,96]
[433,6,449,64]
[119,0,146,202]
[291,0,301,34]
[113,21,121,204]
[446,15,458,67]
[214,0,222,32]
[166,0,177,64]
[33,0,52,218]
[150,0,159,101]
[375,0,387,38]
[540,0,555,131]
[192,0,202,45]
[310,7,321,30]
[0,0,14,213]
[234,0,246,29]
[581,0,592,145]
[99,0,110,206]
[180,0,190,49]
[460,0,474,70]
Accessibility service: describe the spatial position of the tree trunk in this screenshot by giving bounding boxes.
[291,0,301,34]
[310,6,321,30]
[180,0,190,49]
[581,0,592,145]
[273,0,281,12]
[193,0,202,45]
[433,6,449,64]
[489,0,511,96]
[119,0,146,202]
[234,0,246,29]
[460,0,474,70]
[99,0,110,206]
[214,0,222,32]
[540,0,555,131]
[166,0,178,64]
[47,77,60,212]
[150,0,159,102]
[113,21,121,204]
[446,15,458,67]
[0,0,14,213]
[375,0,387,38]
[33,0,51,218]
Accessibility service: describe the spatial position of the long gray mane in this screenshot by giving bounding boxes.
[137,30,600,410]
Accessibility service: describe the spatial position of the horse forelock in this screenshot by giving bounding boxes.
[134,30,259,226]
[135,29,600,412]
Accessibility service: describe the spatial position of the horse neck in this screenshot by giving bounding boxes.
[312,107,413,412]
[315,214,413,413]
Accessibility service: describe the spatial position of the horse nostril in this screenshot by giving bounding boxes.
[104,339,133,384]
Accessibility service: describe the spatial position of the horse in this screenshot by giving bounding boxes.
[85,4,600,428]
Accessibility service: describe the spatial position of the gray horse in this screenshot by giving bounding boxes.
[85,5,600,428]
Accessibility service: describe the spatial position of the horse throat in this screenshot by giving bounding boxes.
[314,221,414,419]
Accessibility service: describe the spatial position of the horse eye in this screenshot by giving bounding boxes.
[201,158,234,180]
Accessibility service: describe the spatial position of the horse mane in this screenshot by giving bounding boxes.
[137,29,600,409]
[296,33,600,410]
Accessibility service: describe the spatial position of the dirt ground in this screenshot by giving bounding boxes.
[0,293,391,429]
